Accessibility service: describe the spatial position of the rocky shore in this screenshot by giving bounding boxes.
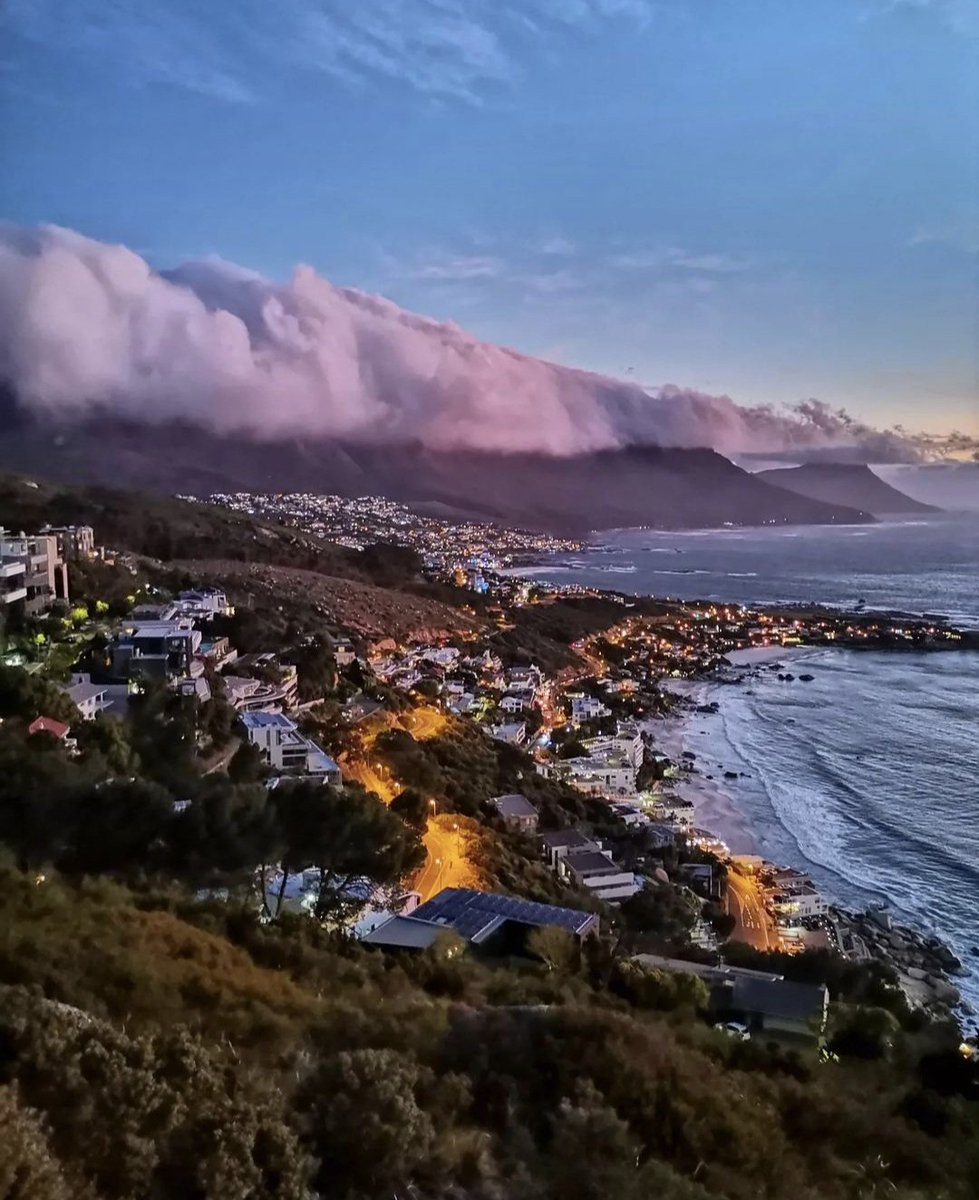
[833,907,971,1022]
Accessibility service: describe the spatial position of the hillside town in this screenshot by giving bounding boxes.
[3,500,973,1030]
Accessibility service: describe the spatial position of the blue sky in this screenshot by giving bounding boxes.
[2,0,977,435]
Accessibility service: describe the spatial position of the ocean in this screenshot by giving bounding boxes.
[513,514,979,628]
[517,517,979,1015]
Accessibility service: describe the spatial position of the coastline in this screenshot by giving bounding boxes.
[643,645,802,855]
[644,645,977,1025]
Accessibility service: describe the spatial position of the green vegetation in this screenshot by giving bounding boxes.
[1,863,977,1199]
[2,478,978,1198]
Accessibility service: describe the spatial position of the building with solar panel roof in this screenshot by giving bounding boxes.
[361,887,599,954]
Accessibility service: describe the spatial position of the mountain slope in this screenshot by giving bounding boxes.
[756,463,938,516]
[0,416,873,533]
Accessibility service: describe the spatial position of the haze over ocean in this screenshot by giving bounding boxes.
[519,516,979,1017]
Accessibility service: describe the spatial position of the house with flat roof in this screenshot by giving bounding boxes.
[486,721,526,746]
[632,954,829,1043]
[361,886,599,953]
[492,794,539,833]
[559,849,640,902]
[240,711,341,786]
[539,829,601,869]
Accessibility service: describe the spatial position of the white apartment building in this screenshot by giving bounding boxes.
[240,711,342,786]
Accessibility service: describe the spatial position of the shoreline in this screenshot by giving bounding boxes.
[644,648,975,1024]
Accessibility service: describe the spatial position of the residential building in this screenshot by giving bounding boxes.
[361,886,600,952]
[492,794,539,833]
[709,976,829,1042]
[633,955,829,1043]
[28,715,75,751]
[772,887,826,920]
[166,588,234,620]
[486,721,526,746]
[240,711,342,785]
[64,673,111,720]
[0,527,68,616]
[110,618,202,682]
[568,693,611,725]
[539,829,602,869]
[559,849,640,902]
[40,524,96,561]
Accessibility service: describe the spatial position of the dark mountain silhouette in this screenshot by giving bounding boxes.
[0,409,873,533]
[756,463,938,516]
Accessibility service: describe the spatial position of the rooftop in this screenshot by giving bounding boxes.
[240,711,295,729]
[540,830,597,851]
[412,886,598,942]
[563,850,622,877]
[492,793,538,819]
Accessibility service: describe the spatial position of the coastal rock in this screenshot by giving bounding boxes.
[928,977,961,1006]
[799,673,815,682]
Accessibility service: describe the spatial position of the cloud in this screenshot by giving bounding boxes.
[0,223,947,463]
[909,213,979,254]
[412,255,505,281]
[537,235,576,255]
[2,0,654,104]
[609,247,754,274]
[882,0,979,37]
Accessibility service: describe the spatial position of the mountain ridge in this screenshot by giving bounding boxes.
[756,463,938,516]
[0,413,874,533]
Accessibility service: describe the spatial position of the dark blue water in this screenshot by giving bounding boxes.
[518,517,979,1012]
[687,650,979,1013]
[514,515,979,627]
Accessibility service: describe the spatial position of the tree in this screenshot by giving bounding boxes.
[303,1048,435,1197]
[60,778,174,875]
[227,740,266,784]
[269,782,425,922]
[390,787,429,831]
[527,925,579,973]
[74,714,137,776]
[0,1085,72,1200]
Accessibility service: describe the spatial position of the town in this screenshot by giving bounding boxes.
[2,503,971,1028]
[3,488,977,1200]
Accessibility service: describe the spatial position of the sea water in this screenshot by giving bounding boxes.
[520,516,979,1013]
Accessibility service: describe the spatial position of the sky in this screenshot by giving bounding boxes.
[1,0,977,439]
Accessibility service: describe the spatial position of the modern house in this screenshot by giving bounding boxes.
[110,618,203,682]
[492,793,539,833]
[486,721,526,746]
[40,524,96,561]
[633,954,829,1043]
[0,527,69,617]
[558,849,641,902]
[240,711,342,786]
[709,975,829,1043]
[568,693,611,725]
[539,829,602,869]
[361,886,600,952]
[165,589,235,620]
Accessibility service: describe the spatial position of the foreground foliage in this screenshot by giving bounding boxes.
[0,866,977,1200]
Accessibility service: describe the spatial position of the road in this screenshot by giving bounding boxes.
[402,705,446,741]
[413,816,477,902]
[726,868,778,951]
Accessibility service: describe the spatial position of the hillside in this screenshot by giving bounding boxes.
[0,416,874,532]
[756,463,939,516]
[168,558,485,642]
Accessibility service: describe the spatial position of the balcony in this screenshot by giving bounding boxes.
[1,586,28,605]
[0,561,27,579]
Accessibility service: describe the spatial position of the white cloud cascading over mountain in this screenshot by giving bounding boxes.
[0,223,949,462]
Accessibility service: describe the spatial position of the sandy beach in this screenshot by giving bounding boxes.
[641,645,808,854]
